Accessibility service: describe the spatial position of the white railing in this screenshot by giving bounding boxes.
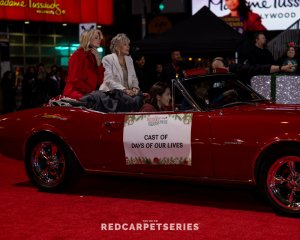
[267,19,300,60]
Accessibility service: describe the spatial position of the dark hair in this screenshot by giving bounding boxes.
[134,54,144,62]
[286,46,297,58]
[237,0,251,20]
[50,65,60,73]
[26,66,36,73]
[253,32,266,44]
[2,70,14,80]
[171,50,180,55]
[148,82,170,110]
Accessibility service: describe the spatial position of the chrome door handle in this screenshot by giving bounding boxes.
[104,121,123,132]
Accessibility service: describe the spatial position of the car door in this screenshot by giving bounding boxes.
[98,111,213,178]
[209,108,257,182]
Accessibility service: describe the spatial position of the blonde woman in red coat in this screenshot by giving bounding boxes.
[63,29,104,100]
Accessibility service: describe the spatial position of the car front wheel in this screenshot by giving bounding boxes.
[25,135,82,192]
[258,150,300,217]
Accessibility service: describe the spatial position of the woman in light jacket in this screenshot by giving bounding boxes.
[100,33,139,96]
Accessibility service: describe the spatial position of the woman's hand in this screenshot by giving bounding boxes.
[131,88,139,96]
[123,89,134,96]
[123,88,139,96]
[90,48,101,66]
[281,63,296,72]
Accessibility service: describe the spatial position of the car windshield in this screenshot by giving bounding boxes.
[178,74,266,111]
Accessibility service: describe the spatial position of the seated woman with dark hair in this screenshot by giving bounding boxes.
[139,82,171,112]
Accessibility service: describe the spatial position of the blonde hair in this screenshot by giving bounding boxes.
[110,33,130,53]
[80,29,103,51]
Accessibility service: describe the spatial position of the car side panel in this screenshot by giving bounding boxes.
[209,107,300,182]
[210,111,256,181]
[95,112,213,177]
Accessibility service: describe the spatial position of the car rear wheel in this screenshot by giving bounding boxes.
[25,135,82,192]
[258,149,300,217]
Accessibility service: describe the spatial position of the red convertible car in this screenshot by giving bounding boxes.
[0,73,300,217]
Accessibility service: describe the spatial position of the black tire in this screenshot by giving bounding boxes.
[25,134,82,192]
[257,147,300,217]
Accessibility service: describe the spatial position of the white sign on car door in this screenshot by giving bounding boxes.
[123,114,193,166]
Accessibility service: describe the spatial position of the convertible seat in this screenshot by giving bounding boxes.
[79,90,144,113]
[47,95,90,108]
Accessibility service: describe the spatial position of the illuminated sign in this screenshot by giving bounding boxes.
[0,0,113,25]
[192,0,300,31]
[0,0,66,15]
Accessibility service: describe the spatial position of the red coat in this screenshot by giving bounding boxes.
[139,103,158,112]
[223,11,266,32]
[139,103,170,112]
[244,11,266,32]
[63,48,104,100]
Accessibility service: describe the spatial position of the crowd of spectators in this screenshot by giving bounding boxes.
[0,64,66,113]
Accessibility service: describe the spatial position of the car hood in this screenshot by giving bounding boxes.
[217,103,300,121]
[210,102,300,145]
[260,103,300,111]
[220,103,300,116]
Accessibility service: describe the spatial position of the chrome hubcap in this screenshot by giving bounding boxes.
[31,141,65,187]
[267,156,300,211]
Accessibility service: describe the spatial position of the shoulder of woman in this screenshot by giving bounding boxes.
[102,54,113,62]
[247,11,261,20]
[246,11,266,30]
[103,54,115,61]
[140,103,157,112]
[125,55,134,64]
[68,48,85,65]
[71,48,85,57]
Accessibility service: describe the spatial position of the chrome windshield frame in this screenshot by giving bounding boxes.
[171,78,203,112]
